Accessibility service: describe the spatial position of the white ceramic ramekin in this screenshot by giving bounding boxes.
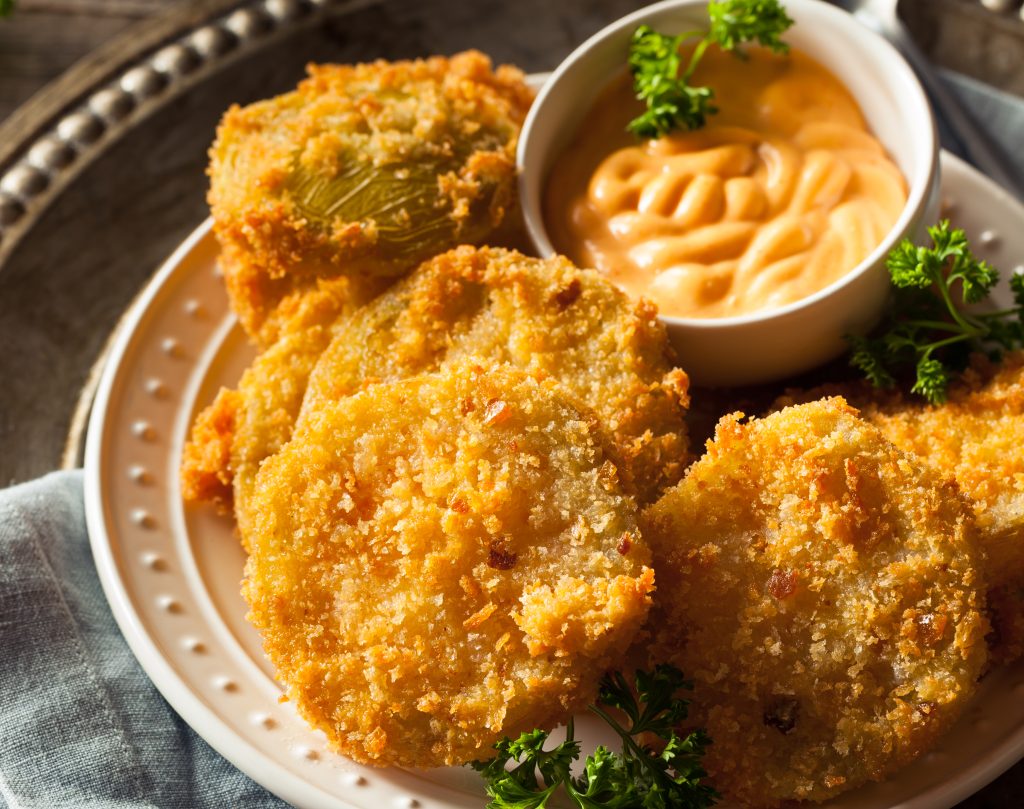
[517,0,939,387]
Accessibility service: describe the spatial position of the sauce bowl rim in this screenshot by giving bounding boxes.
[516,0,938,331]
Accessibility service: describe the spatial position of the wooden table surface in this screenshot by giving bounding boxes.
[6,0,1024,123]
[0,0,173,121]
[1,0,1023,123]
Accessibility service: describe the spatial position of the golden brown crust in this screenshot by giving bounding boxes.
[182,246,691,535]
[208,50,533,344]
[776,353,1024,665]
[215,239,395,349]
[179,387,242,508]
[244,363,654,767]
[180,275,380,546]
[300,245,691,504]
[642,398,987,806]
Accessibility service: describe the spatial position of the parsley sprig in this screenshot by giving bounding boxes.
[0,0,13,18]
[471,664,717,809]
[848,220,1024,404]
[627,0,793,138]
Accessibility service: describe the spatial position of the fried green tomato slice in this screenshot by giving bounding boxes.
[243,363,654,767]
[299,245,691,504]
[642,398,987,807]
[209,50,533,344]
[775,353,1024,666]
[180,274,382,543]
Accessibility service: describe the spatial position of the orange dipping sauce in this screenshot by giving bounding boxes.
[545,45,907,319]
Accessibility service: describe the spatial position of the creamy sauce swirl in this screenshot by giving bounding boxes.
[545,46,907,319]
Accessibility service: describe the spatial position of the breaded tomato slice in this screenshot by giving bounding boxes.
[777,353,1024,665]
[180,275,380,544]
[243,363,654,767]
[182,247,689,537]
[642,397,987,806]
[300,245,691,504]
[209,51,533,344]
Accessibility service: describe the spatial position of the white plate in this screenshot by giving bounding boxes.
[85,143,1024,809]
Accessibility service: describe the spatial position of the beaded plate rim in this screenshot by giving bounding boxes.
[0,0,381,257]
[83,150,1024,809]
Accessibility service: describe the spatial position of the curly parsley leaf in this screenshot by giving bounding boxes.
[627,26,716,138]
[846,220,1024,404]
[472,665,717,809]
[472,729,578,808]
[848,334,896,389]
[1011,271,1024,308]
[0,0,14,18]
[627,0,792,137]
[910,355,951,403]
[707,0,793,53]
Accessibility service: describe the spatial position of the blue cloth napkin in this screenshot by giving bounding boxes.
[1,74,1023,809]
[0,471,285,808]
[940,70,1024,175]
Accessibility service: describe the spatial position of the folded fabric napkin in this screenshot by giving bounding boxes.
[940,70,1024,171]
[0,471,285,808]
[1,74,1023,809]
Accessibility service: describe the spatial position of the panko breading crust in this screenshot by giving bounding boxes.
[209,50,533,344]
[180,275,379,542]
[777,353,1024,664]
[642,398,987,806]
[299,245,691,504]
[181,246,691,527]
[216,239,393,349]
[243,363,654,767]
